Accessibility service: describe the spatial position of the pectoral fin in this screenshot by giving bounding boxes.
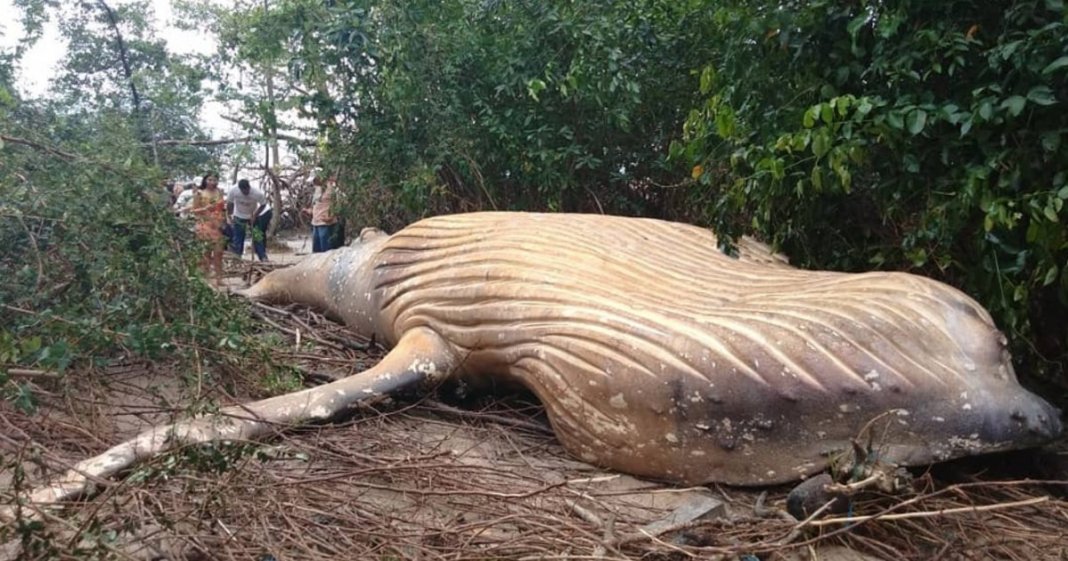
[2,327,457,520]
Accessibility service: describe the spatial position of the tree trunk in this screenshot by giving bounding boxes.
[263,0,285,237]
[97,0,151,155]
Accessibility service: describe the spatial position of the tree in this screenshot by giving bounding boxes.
[679,0,1068,395]
[178,0,325,235]
[43,0,217,174]
[199,0,720,227]
[0,1,254,411]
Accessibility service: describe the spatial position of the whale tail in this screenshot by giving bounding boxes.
[243,251,338,306]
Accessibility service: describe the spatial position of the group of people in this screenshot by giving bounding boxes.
[170,171,344,288]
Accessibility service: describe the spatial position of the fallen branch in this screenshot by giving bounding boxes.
[807,495,1050,526]
[4,367,61,380]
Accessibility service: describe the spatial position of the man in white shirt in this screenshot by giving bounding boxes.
[173,182,196,218]
[226,179,269,260]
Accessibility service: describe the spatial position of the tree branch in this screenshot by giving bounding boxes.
[1,134,79,160]
[147,135,317,147]
[96,0,142,125]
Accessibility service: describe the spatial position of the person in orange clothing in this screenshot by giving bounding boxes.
[190,171,228,287]
[305,173,343,252]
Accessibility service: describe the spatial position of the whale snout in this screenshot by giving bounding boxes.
[1021,396,1063,440]
[977,389,1063,447]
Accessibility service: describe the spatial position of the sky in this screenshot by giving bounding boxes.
[0,0,232,136]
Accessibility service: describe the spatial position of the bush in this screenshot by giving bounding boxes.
[679,0,1068,397]
[0,115,258,406]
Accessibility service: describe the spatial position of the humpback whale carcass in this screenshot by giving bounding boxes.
[8,212,1062,515]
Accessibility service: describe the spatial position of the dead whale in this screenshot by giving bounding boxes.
[5,212,1061,516]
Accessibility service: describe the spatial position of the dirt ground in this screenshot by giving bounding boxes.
[2,234,1067,561]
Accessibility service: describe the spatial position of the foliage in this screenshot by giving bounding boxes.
[206,0,717,228]
[5,0,1066,400]
[678,0,1068,392]
[0,2,266,406]
[47,0,219,175]
[192,0,1068,393]
[0,119,255,401]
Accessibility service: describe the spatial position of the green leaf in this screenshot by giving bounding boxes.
[699,66,716,95]
[906,109,927,135]
[886,110,904,130]
[526,78,546,101]
[820,103,834,124]
[847,14,871,37]
[941,103,962,123]
[715,110,736,138]
[978,101,993,120]
[1045,0,1064,10]
[1043,204,1059,222]
[1042,56,1068,74]
[811,166,823,190]
[1057,185,1068,199]
[1042,132,1061,152]
[811,131,830,157]
[803,106,817,128]
[11,382,37,414]
[1027,85,1057,106]
[1044,265,1060,286]
[903,153,920,173]
[835,96,851,117]
[856,98,873,116]
[909,248,928,267]
[1000,95,1026,117]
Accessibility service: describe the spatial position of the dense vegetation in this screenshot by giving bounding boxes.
[2,0,1066,402]
[0,1,262,410]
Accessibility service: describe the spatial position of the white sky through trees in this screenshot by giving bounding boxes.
[0,0,230,135]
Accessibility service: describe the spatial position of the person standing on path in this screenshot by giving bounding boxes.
[252,198,273,261]
[190,172,227,287]
[226,178,269,261]
[306,173,342,252]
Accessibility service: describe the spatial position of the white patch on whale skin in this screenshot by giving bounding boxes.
[409,359,440,379]
[609,393,628,409]
[665,432,679,443]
